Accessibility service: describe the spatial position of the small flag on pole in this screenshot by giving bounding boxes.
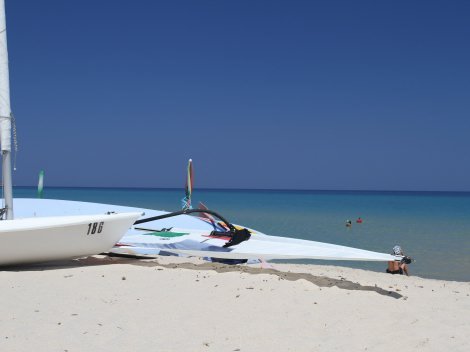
[181,159,193,210]
[37,170,44,198]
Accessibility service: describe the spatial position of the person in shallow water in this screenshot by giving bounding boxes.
[345,220,352,228]
[386,245,410,276]
[356,217,363,223]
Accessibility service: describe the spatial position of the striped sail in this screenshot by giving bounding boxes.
[181,159,193,210]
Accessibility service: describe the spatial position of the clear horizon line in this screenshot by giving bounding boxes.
[12,185,470,193]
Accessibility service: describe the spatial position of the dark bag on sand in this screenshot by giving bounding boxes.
[401,256,412,264]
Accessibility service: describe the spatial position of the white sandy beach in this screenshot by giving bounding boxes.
[0,255,468,352]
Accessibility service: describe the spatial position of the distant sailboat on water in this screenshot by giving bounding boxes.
[37,170,44,198]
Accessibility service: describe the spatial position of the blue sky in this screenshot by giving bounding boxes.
[5,0,470,190]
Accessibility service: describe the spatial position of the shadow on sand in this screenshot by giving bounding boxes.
[2,254,403,299]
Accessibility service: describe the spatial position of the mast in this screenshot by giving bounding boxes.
[0,0,13,219]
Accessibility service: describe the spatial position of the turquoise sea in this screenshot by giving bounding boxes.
[13,187,470,282]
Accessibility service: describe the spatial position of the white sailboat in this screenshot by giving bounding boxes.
[0,0,141,266]
[2,2,401,266]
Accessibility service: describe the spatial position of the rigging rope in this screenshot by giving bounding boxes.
[11,113,18,171]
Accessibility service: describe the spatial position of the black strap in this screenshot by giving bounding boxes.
[134,208,251,247]
[134,208,236,232]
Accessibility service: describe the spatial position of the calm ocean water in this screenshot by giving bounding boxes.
[13,187,470,282]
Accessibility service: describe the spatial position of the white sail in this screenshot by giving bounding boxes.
[0,0,10,149]
[0,0,13,219]
[13,199,402,263]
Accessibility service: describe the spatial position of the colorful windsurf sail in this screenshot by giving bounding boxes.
[198,201,215,221]
[181,159,193,210]
[37,170,44,198]
[198,201,227,231]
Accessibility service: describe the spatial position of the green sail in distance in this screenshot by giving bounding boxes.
[37,170,44,198]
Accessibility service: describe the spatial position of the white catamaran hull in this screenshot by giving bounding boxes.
[0,211,141,265]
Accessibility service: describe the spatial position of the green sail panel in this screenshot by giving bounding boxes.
[37,170,45,198]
